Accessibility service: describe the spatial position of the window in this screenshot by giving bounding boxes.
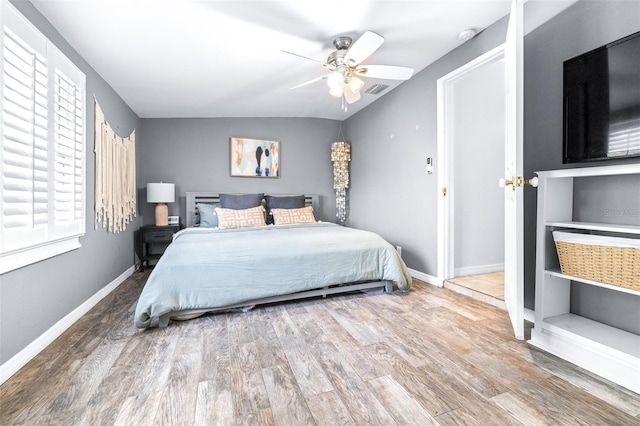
[1,2,86,274]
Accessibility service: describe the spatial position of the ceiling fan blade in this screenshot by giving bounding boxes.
[355,64,414,80]
[343,85,361,104]
[290,74,329,90]
[281,49,325,64]
[344,31,384,66]
[282,50,336,71]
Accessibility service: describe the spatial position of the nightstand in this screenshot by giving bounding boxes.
[134,224,181,271]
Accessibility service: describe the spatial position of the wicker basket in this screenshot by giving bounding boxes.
[553,231,640,291]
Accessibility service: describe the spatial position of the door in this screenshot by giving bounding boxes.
[502,0,525,340]
[438,0,527,340]
[436,45,505,286]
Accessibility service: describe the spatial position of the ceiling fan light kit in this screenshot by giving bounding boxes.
[327,72,344,90]
[285,30,414,110]
[348,76,365,93]
[329,84,344,98]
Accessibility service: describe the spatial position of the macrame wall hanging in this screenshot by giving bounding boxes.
[331,141,351,223]
[94,100,136,233]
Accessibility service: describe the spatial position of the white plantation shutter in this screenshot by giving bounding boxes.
[1,27,49,250]
[53,69,84,228]
[1,3,85,274]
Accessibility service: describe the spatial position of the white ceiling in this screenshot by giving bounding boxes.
[29,0,578,120]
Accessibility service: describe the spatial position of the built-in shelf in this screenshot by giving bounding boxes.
[545,268,640,296]
[545,313,640,358]
[530,164,640,394]
[545,221,640,234]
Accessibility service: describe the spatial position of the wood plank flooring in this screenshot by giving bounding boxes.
[448,272,505,301]
[445,272,506,311]
[1,272,639,425]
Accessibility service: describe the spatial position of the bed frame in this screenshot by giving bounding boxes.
[158,280,393,327]
[152,192,394,327]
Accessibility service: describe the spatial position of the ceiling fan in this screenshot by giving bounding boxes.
[284,31,414,110]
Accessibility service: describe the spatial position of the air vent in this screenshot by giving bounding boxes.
[364,84,389,95]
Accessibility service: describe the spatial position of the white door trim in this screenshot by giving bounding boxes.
[436,44,505,287]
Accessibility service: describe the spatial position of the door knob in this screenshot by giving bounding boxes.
[526,177,539,187]
[499,176,538,190]
[499,178,514,188]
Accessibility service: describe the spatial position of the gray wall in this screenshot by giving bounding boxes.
[453,58,505,274]
[137,118,341,224]
[347,0,639,319]
[344,16,509,274]
[1,1,141,364]
[523,0,640,326]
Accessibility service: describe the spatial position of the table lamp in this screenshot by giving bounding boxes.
[147,182,175,226]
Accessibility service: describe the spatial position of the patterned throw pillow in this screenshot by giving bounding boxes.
[215,206,266,230]
[265,195,305,224]
[271,206,316,225]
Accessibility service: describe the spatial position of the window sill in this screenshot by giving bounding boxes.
[0,237,82,275]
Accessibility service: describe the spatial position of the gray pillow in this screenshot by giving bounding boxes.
[196,203,218,227]
[265,195,305,224]
[219,193,264,210]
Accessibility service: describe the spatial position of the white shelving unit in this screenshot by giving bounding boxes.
[529,164,640,394]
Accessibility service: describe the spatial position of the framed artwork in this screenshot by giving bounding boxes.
[230,137,280,178]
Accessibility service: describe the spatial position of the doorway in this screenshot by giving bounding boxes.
[437,45,506,305]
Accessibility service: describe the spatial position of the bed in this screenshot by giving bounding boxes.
[134,192,411,328]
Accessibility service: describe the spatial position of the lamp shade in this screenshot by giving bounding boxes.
[348,76,365,93]
[327,72,343,90]
[147,183,175,203]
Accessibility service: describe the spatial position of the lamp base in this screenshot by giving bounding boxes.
[155,203,169,226]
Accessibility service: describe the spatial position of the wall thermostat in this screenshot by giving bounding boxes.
[426,157,433,174]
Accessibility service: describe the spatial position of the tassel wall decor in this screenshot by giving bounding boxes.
[94,100,136,233]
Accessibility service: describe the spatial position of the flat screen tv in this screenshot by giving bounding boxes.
[563,31,640,163]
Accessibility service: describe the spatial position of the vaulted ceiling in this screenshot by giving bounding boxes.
[30,0,578,120]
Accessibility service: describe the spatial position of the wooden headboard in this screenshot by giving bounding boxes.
[185,192,319,227]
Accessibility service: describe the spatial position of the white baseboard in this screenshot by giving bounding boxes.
[453,263,504,277]
[408,268,442,287]
[530,324,640,394]
[0,265,136,385]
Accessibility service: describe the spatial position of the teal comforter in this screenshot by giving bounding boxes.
[134,223,411,328]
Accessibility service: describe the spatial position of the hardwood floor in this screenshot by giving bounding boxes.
[1,272,639,425]
[448,272,505,300]
[445,272,506,310]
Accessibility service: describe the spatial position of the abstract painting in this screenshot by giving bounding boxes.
[230,137,280,178]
